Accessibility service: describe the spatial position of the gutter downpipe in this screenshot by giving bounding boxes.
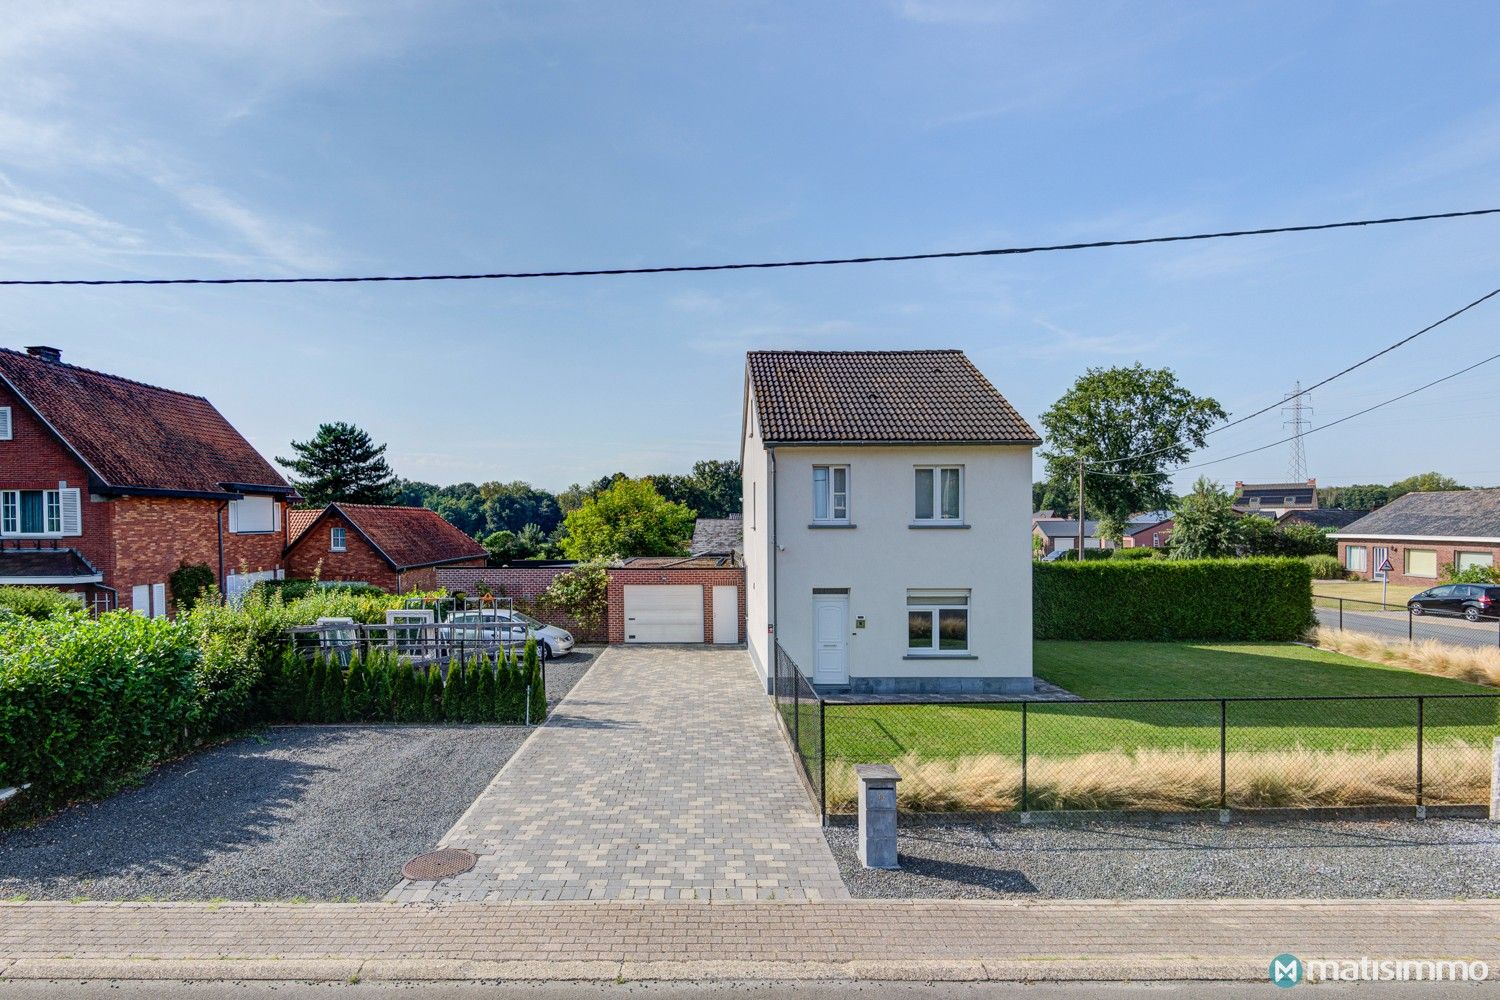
[216,501,228,598]
[769,447,778,694]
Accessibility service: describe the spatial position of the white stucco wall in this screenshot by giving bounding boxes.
[741,392,773,688]
[744,441,1035,691]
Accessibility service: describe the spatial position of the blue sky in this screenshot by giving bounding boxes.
[3,1,1499,493]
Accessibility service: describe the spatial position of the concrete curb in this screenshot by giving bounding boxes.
[0,955,1273,983]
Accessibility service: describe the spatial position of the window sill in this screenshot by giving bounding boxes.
[808,522,856,529]
[230,530,277,536]
[909,521,969,529]
[0,534,65,540]
[330,548,347,553]
[903,653,979,660]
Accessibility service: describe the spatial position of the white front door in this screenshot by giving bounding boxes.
[712,585,739,644]
[812,594,849,685]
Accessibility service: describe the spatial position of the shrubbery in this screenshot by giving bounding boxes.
[252,579,388,601]
[0,586,83,620]
[1034,557,1314,641]
[1304,554,1347,580]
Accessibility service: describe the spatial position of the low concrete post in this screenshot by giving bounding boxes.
[1491,738,1500,822]
[856,764,901,869]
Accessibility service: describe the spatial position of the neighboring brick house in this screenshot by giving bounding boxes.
[1277,508,1368,530]
[1123,517,1173,549]
[1032,518,1103,557]
[0,345,296,615]
[285,503,486,593]
[1331,489,1500,586]
[1233,480,1318,518]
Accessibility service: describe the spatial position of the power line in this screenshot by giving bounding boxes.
[1091,350,1500,477]
[1082,282,1500,469]
[2,207,1499,287]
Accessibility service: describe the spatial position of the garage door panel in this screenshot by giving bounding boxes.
[624,585,704,643]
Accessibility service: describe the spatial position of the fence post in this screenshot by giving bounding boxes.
[1416,696,1425,820]
[1338,598,1344,631]
[792,652,800,750]
[819,698,827,824]
[1490,738,1499,822]
[1020,702,1030,820]
[1409,606,1414,642]
[1218,699,1229,823]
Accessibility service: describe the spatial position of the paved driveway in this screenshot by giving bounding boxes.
[388,646,847,902]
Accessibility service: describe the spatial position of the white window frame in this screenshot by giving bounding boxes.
[913,466,964,523]
[330,525,347,552]
[811,464,850,524]
[1345,545,1367,572]
[906,589,970,655]
[1,488,65,537]
[1405,548,1438,579]
[1283,495,1297,506]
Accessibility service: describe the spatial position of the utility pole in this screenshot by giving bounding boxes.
[1076,457,1085,558]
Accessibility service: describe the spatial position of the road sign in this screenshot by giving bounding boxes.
[1378,557,1394,574]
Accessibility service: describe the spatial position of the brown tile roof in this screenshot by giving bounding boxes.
[293,503,487,570]
[746,350,1039,445]
[0,348,290,497]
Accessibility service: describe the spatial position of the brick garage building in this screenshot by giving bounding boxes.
[285,503,486,593]
[606,557,745,645]
[1332,489,1500,586]
[0,346,295,614]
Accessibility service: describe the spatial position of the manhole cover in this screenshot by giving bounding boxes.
[402,848,477,881]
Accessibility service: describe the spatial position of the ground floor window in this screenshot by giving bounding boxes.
[1345,545,1367,572]
[1457,551,1495,572]
[907,590,969,653]
[1405,548,1438,578]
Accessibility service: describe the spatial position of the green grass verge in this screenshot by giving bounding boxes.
[824,642,1499,764]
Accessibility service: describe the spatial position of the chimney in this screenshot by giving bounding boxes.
[25,346,61,363]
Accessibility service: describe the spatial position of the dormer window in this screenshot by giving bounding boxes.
[330,526,347,552]
[812,465,849,523]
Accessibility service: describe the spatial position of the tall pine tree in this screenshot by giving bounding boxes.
[277,422,399,506]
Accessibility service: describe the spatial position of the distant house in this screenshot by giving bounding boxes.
[285,503,486,593]
[1123,515,1174,549]
[1233,480,1318,518]
[1330,489,1500,585]
[0,345,296,614]
[1278,508,1369,531]
[690,514,743,556]
[1032,518,1103,556]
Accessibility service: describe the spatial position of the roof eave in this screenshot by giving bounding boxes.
[762,437,1042,448]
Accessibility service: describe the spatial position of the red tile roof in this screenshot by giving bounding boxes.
[287,508,322,543]
[0,348,290,497]
[291,503,487,569]
[746,350,1039,445]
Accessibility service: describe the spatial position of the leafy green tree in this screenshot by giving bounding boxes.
[1041,365,1225,524]
[277,422,399,506]
[650,460,743,519]
[1168,478,1242,559]
[1317,483,1390,510]
[1389,472,1465,499]
[1097,514,1126,548]
[559,478,695,560]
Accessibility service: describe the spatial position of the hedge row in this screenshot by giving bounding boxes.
[263,645,546,725]
[1034,557,1315,641]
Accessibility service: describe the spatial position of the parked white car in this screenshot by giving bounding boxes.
[441,609,575,660]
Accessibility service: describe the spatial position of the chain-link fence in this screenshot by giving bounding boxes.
[1316,594,1500,649]
[818,693,1500,815]
[772,643,823,815]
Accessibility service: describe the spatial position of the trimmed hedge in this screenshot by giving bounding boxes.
[1034,557,1314,641]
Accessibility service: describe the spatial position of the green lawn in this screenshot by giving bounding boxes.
[823,642,1499,764]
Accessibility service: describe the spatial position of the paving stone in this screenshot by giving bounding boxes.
[386,647,847,903]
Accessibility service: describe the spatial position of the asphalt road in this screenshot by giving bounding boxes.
[1314,606,1500,650]
[1,981,1493,998]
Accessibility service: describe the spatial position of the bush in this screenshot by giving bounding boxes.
[169,562,217,613]
[525,638,546,723]
[252,579,388,601]
[0,612,201,810]
[1304,554,1347,580]
[1442,562,1500,585]
[0,586,84,620]
[1034,557,1314,641]
[1112,547,1163,560]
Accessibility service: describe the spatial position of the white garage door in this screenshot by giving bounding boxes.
[623,585,703,643]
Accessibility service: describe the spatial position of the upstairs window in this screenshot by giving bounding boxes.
[1,488,78,537]
[812,465,849,523]
[228,495,278,534]
[914,466,963,522]
[330,526,347,551]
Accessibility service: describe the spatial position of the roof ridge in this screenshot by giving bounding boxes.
[745,348,962,356]
[0,347,214,402]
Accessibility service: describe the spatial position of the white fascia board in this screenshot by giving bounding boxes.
[2,574,103,584]
[1329,533,1500,544]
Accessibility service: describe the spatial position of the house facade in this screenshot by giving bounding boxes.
[1233,480,1318,518]
[285,503,487,593]
[1123,516,1173,549]
[742,350,1040,695]
[1331,489,1500,586]
[1032,518,1104,557]
[0,346,295,614]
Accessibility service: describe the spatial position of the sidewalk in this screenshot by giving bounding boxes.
[2,899,1496,982]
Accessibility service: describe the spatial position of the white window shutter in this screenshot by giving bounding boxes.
[0,406,11,440]
[152,583,166,618]
[59,488,82,536]
[131,585,150,615]
[272,500,282,532]
[227,501,240,533]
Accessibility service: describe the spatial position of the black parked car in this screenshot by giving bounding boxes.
[1407,584,1500,621]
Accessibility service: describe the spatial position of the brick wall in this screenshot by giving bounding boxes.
[1337,539,1500,587]
[436,565,604,641]
[113,496,286,613]
[285,510,399,591]
[605,566,746,645]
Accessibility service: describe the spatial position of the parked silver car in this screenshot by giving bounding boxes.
[441,609,575,660]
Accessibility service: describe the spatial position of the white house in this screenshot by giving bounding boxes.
[740,350,1041,695]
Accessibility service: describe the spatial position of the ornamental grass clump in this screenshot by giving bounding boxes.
[1313,627,1500,688]
[823,744,1493,814]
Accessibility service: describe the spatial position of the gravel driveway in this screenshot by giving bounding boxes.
[0,649,599,902]
[829,815,1500,899]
